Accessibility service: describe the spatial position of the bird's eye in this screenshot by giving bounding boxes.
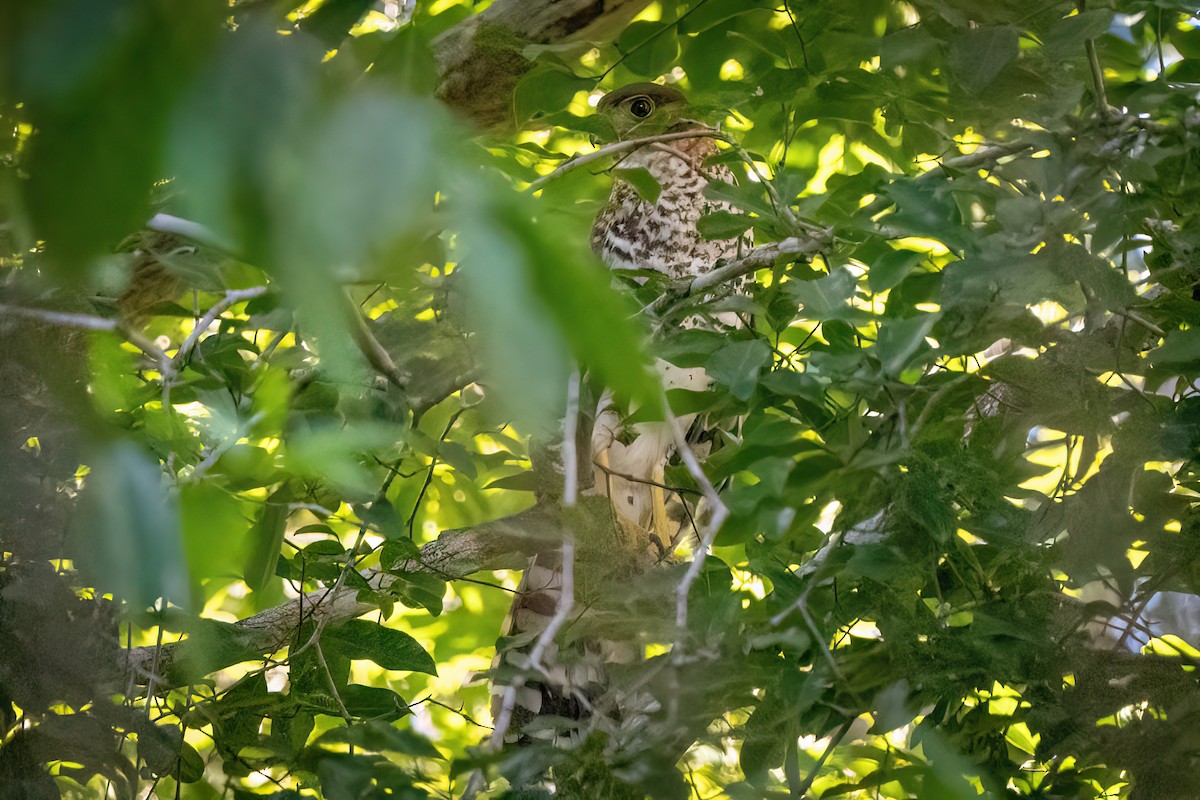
[629,97,654,118]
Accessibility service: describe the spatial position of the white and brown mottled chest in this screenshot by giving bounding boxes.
[590,132,743,279]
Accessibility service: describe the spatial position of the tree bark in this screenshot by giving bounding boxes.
[434,0,651,129]
[119,504,567,689]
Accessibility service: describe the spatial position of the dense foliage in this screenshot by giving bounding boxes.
[3,0,1200,797]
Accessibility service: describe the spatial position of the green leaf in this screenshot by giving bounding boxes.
[361,499,405,540]
[876,313,939,377]
[1149,328,1200,369]
[316,720,444,758]
[181,484,248,588]
[612,167,662,204]
[339,687,411,722]
[298,0,373,46]
[617,21,680,78]
[390,573,446,616]
[18,0,221,272]
[678,0,775,34]
[697,210,755,240]
[1043,9,1114,51]
[214,444,279,490]
[788,268,859,322]
[948,26,1019,94]
[868,248,924,293]
[322,619,437,675]
[482,472,538,492]
[73,442,187,610]
[243,483,293,591]
[706,340,771,401]
[380,538,422,570]
[513,64,592,125]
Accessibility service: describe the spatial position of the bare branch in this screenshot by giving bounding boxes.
[0,304,119,331]
[343,288,411,389]
[664,394,728,650]
[0,303,174,376]
[146,213,237,255]
[525,129,735,194]
[120,504,565,690]
[680,236,829,295]
[173,286,270,367]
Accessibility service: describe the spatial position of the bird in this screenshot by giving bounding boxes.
[490,82,746,754]
[588,82,746,546]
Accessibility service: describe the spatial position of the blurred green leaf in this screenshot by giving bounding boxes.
[876,313,939,377]
[17,0,221,271]
[698,210,755,240]
[611,167,662,204]
[243,482,292,591]
[73,442,186,610]
[513,64,591,125]
[868,248,924,293]
[948,26,1019,94]
[617,21,680,78]
[706,340,771,401]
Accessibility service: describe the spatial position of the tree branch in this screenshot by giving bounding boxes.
[525,129,739,194]
[679,235,829,295]
[120,504,565,690]
[433,0,652,130]
[172,286,270,368]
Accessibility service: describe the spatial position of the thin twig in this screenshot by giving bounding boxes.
[593,458,702,495]
[406,409,465,537]
[1076,1,1111,113]
[411,696,493,731]
[188,412,265,484]
[146,213,237,254]
[862,142,1036,218]
[664,395,729,651]
[343,288,409,389]
[1114,308,1166,337]
[314,642,353,722]
[793,719,854,798]
[525,129,732,194]
[172,286,269,367]
[0,303,174,378]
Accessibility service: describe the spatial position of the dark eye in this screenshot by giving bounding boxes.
[629,97,654,118]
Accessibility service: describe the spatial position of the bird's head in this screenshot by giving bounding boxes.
[594,82,695,142]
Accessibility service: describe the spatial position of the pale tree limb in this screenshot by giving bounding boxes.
[0,303,174,377]
[681,236,829,294]
[342,287,411,390]
[120,504,566,690]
